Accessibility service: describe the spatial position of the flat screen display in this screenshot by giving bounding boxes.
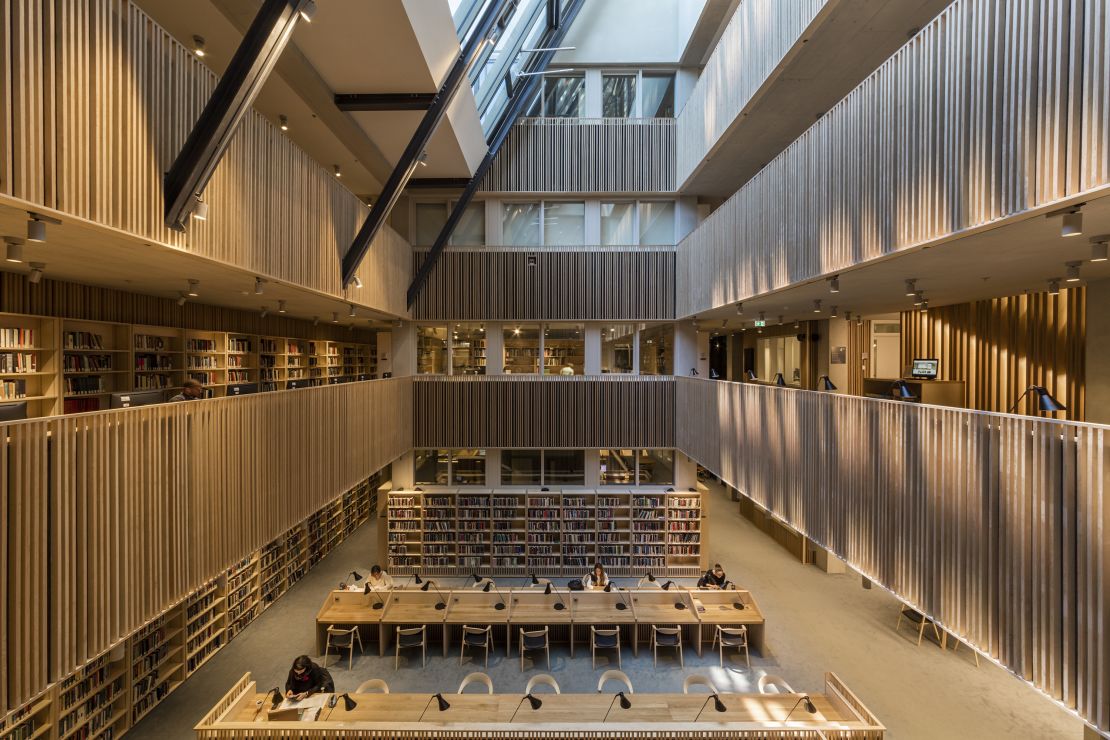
[911,358,939,379]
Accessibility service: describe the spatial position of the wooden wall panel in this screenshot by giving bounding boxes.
[677,0,1110,318]
[901,288,1086,420]
[482,119,676,193]
[1,378,412,711]
[414,376,674,449]
[675,0,829,184]
[411,248,675,321]
[0,0,410,315]
[677,378,1110,734]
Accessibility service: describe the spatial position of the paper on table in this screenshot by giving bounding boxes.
[280,694,331,710]
[301,708,320,722]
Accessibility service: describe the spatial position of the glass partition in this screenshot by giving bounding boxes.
[414,202,448,246]
[417,326,448,374]
[451,324,487,375]
[503,202,541,246]
[543,201,585,245]
[639,201,676,245]
[414,449,449,485]
[638,449,674,484]
[641,73,675,117]
[543,323,584,374]
[601,202,636,245]
[543,74,586,117]
[504,324,540,373]
[543,450,585,485]
[601,324,636,373]
[502,449,542,485]
[600,449,637,484]
[639,324,673,375]
[452,202,486,246]
[451,449,487,485]
[602,73,636,117]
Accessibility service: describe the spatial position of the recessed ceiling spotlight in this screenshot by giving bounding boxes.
[904,279,916,296]
[828,276,839,293]
[28,262,45,284]
[1065,261,1081,282]
[278,300,287,313]
[186,279,199,297]
[192,35,206,57]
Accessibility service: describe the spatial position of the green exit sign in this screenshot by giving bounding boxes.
[753,320,766,327]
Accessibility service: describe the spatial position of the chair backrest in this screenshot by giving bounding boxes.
[717,625,748,642]
[653,625,680,636]
[591,626,618,638]
[521,627,548,640]
[396,625,426,640]
[757,674,794,694]
[596,669,634,694]
[637,576,663,589]
[463,625,491,641]
[458,671,494,694]
[327,624,357,636]
[683,675,716,694]
[525,674,561,695]
[356,678,389,694]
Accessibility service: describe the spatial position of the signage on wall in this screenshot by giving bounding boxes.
[753,320,767,327]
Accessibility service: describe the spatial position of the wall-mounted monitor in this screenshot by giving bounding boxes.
[227,383,258,396]
[0,401,29,421]
[110,390,166,409]
[910,358,939,379]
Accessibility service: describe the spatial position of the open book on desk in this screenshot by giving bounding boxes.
[280,694,331,711]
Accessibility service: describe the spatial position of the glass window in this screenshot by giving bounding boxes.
[543,201,585,246]
[415,449,449,485]
[502,449,542,485]
[452,449,486,485]
[757,335,801,385]
[450,323,487,375]
[601,324,636,373]
[543,75,585,117]
[414,202,448,246]
[417,326,448,374]
[502,202,540,246]
[638,449,674,485]
[543,323,584,375]
[639,201,675,245]
[600,449,637,484]
[602,73,636,118]
[504,324,540,374]
[641,73,675,117]
[639,324,674,375]
[452,202,486,246]
[600,202,636,245]
[543,450,585,485]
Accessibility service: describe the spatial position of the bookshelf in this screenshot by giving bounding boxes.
[225,554,262,640]
[129,607,186,726]
[0,693,52,740]
[450,336,486,375]
[542,339,585,375]
[386,488,700,577]
[503,340,539,374]
[61,319,130,413]
[286,339,308,386]
[0,312,59,417]
[184,581,226,675]
[184,331,226,394]
[133,325,184,393]
[56,649,129,740]
[225,334,257,387]
[259,337,284,392]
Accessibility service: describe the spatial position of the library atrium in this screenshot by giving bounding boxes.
[0,0,1108,738]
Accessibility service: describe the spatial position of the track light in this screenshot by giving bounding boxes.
[348,304,356,318]
[278,300,286,313]
[352,275,363,289]
[418,150,428,167]
[192,196,208,220]
[186,279,199,297]
[829,275,840,293]
[192,35,206,57]
[812,299,821,313]
[1091,237,1109,262]
[735,302,743,315]
[27,217,46,243]
[252,277,265,295]
[331,312,339,323]
[856,315,863,326]
[279,114,289,131]
[919,300,929,313]
[177,293,187,307]
[260,306,268,318]
[1047,279,1060,296]
[793,320,800,329]
[1060,208,1083,237]
[5,239,23,263]
[844,311,852,321]
[777,315,784,326]
[1065,261,1081,282]
[913,291,924,306]
[333,164,341,178]
[28,262,45,284]
[831,305,839,318]
[905,279,916,296]
[298,0,317,22]
[313,316,320,327]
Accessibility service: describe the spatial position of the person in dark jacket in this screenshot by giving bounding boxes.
[697,563,730,589]
[284,655,333,699]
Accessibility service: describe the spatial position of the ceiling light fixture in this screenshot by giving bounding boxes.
[844,311,852,321]
[254,277,265,295]
[1089,235,1109,262]
[1060,208,1083,237]
[331,312,339,323]
[192,196,208,221]
[904,279,917,296]
[313,316,320,327]
[831,305,839,318]
[348,304,356,318]
[186,279,199,297]
[333,164,341,178]
[829,275,840,293]
[1066,261,1081,282]
[812,299,822,313]
[4,239,24,263]
[278,300,286,313]
[28,262,45,284]
[1048,279,1060,296]
[418,150,428,167]
[260,306,268,318]
[192,35,206,57]
[279,115,289,131]
[793,320,800,329]
[919,300,929,313]
[735,302,743,316]
[298,0,317,22]
[777,315,784,326]
[913,291,924,306]
[352,275,363,289]
[27,217,46,243]
[177,293,187,307]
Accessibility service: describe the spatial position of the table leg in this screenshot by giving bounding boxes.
[443,625,449,658]
[696,624,704,657]
[378,624,384,657]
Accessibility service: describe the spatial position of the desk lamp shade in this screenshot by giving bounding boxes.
[819,375,837,391]
[527,694,542,710]
[436,693,450,711]
[893,380,915,399]
[773,372,786,386]
[745,368,756,381]
[1032,386,1066,411]
[341,693,357,711]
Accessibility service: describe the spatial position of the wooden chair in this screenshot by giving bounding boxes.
[651,625,683,668]
[596,669,634,694]
[896,604,942,646]
[711,625,750,668]
[355,678,389,693]
[757,674,793,694]
[460,625,493,667]
[324,625,363,670]
[457,671,494,694]
[525,673,560,695]
[952,636,981,667]
[395,625,426,670]
[683,674,717,694]
[519,627,550,671]
[590,626,621,669]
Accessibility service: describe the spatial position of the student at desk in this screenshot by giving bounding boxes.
[697,563,731,589]
[284,655,334,700]
[583,562,610,590]
[365,564,393,590]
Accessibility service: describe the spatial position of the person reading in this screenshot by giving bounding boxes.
[365,564,393,590]
[169,378,204,402]
[284,655,333,700]
[698,563,730,589]
[583,562,610,591]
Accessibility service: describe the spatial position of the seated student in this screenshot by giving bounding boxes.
[364,564,393,590]
[697,563,730,589]
[583,562,610,591]
[284,655,333,700]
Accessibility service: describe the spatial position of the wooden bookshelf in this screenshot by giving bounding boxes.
[0,691,52,740]
[632,492,666,572]
[387,492,423,573]
[542,339,585,375]
[184,580,226,675]
[666,492,702,571]
[129,606,186,725]
[503,340,539,374]
[596,492,632,571]
[561,492,595,571]
[491,490,526,572]
[225,334,257,387]
[526,490,561,572]
[55,649,129,740]
[60,319,131,413]
[450,337,486,375]
[133,325,184,393]
[225,553,262,640]
[259,337,285,392]
[456,491,490,571]
[423,492,457,570]
[0,312,60,417]
[184,330,226,395]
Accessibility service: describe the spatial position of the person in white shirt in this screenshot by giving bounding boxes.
[583,562,610,590]
[364,564,394,590]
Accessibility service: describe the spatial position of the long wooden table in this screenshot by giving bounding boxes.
[315,586,769,661]
[196,672,884,738]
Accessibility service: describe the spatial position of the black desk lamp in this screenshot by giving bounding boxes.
[726,582,744,610]
[481,579,508,610]
[363,582,385,609]
[694,693,727,720]
[661,581,687,609]
[892,380,916,400]
[604,582,630,611]
[602,692,632,721]
[509,693,543,721]
[544,582,567,611]
[340,693,357,711]
[745,368,757,381]
[420,580,447,610]
[418,693,450,720]
[818,375,837,391]
[784,694,817,720]
[773,372,786,387]
[264,687,282,710]
[1008,385,1066,414]
[340,570,362,589]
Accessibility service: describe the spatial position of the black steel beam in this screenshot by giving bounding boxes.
[334,93,437,111]
[340,0,514,286]
[407,0,585,308]
[164,0,309,231]
[405,178,472,190]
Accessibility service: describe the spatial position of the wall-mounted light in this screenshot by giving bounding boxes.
[192,35,206,57]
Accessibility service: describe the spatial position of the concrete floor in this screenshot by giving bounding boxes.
[129,481,1084,739]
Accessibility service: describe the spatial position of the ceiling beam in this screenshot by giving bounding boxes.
[335,93,437,111]
[405,177,471,190]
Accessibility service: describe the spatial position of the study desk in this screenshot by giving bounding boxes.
[314,590,386,655]
[625,589,704,656]
[197,672,885,738]
[567,590,640,656]
[442,589,512,657]
[380,589,449,654]
[505,588,574,655]
[690,589,767,655]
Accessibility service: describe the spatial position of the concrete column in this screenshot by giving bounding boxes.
[674,320,698,377]
[674,452,698,489]
[486,322,505,374]
[584,449,601,485]
[376,331,393,378]
[393,450,415,488]
[584,325,602,374]
[486,449,501,487]
[826,317,849,393]
[391,323,416,377]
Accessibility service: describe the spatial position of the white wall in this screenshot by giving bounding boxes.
[826,318,848,392]
[556,0,705,65]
